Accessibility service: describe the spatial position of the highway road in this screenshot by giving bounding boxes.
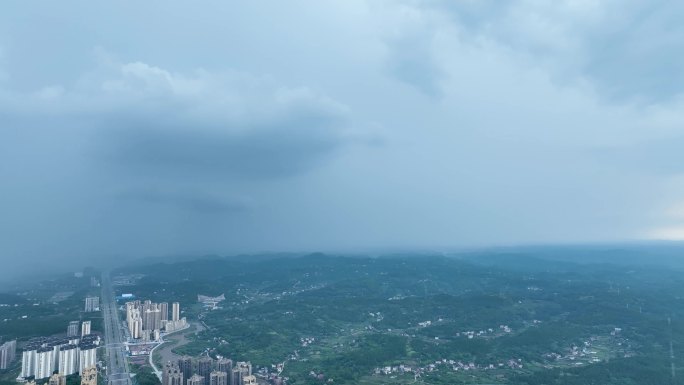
[101,272,132,385]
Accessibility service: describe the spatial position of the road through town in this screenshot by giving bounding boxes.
[101,272,132,385]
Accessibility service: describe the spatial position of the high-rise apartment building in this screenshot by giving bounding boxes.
[58,344,79,375]
[0,340,17,369]
[216,358,232,375]
[172,302,180,322]
[236,362,252,377]
[132,318,143,339]
[162,362,172,385]
[84,296,99,312]
[67,321,80,337]
[178,356,193,381]
[168,370,184,385]
[197,357,213,385]
[81,321,91,337]
[21,344,38,378]
[209,371,227,385]
[78,344,97,374]
[35,346,55,379]
[143,306,162,331]
[230,369,242,385]
[160,302,169,321]
[163,362,184,385]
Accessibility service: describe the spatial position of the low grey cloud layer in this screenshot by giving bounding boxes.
[1,1,684,279]
[431,0,684,102]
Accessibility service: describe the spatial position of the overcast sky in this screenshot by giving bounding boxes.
[2,1,684,279]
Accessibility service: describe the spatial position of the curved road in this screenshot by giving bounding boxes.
[148,322,193,380]
[102,273,132,385]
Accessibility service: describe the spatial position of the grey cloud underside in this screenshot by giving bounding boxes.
[0,54,356,279]
[577,2,684,102]
[385,23,445,99]
[431,0,684,102]
[101,115,344,180]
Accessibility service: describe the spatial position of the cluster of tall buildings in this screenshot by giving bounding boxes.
[67,321,91,338]
[20,323,99,380]
[162,357,255,385]
[126,300,186,341]
[0,340,17,369]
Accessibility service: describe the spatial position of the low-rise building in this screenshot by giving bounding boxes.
[48,373,66,385]
[81,366,98,385]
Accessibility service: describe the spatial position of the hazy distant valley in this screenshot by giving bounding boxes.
[5,248,684,385]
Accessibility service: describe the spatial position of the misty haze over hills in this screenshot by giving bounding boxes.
[4,243,684,288]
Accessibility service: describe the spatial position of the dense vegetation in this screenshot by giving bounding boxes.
[130,364,161,385]
[0,271,101,342]
[115,248,684,384]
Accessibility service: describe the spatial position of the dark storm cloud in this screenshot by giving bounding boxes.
[0,58,351,181]
[100,114,344,180]
[0,56,354,279]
